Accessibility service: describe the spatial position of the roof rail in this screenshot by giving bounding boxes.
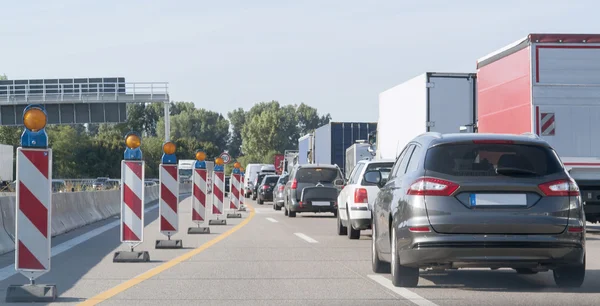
[521,132,540,139]
[421,132,443,138]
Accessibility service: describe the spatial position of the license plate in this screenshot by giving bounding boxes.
[312,201,330,206]
[469,194,527,206]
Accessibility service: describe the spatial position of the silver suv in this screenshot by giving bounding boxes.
[367,133,585,288]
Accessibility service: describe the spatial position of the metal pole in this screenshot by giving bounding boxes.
[164,102,170,142]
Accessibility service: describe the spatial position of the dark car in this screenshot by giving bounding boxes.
[367,132,585,288]
[257,175,280,204]
[92,177,109,190]
[283,164,344,217]
[252,173,269,201]
[225,176,230,194]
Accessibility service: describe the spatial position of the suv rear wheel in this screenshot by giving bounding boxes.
[390,226,419,287]
[553,255,586,288]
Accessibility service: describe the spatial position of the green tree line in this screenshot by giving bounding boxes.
[0,100,330,179]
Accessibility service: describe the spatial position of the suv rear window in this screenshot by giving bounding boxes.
[296,168,341,183]
[264,176,279,184]
[425,143,563,177]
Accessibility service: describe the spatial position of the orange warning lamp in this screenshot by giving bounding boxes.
[163,141,176,155]
[233,162,241,169]
[215,157,224,166]
[125,134,141,149]
[195,151,206,161]
[23,107,47,132]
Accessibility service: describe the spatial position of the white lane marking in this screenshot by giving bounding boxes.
[266,217,278,223]
[294,232,318,243]
[368,275,438,306]
[0,194,189,282]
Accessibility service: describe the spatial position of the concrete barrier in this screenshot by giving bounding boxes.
[0,183,192,255]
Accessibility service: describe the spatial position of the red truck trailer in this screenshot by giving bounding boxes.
[476,33,600,222]
[274,154,285,175]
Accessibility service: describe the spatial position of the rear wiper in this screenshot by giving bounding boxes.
[496,167,538,176]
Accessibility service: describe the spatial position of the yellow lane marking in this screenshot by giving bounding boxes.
[79,204,255,305]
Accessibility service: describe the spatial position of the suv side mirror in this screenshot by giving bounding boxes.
[363,170,382,187]
[334,179,345,187]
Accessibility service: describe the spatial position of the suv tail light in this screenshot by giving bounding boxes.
[407,177,459,196]
[262,185,269,190]
[538,179,580,196]
[354,188,368,203]
[278,185,285,191]
[291,179,298,190]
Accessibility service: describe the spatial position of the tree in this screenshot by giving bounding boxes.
[156,107,230,158]
[241,102,299,157]
[47,125,91,178]
[296,103,331,135]
[227,108,246,157]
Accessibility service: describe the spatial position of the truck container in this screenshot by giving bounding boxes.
[344,141,373,179]
[274,154,285,174]
[0,144,14,184]
[377,72,477,160]
[476,33,600,222]
[298,134,313,165]
[313,122,377,176]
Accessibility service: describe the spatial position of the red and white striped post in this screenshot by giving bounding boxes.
[238,169,246,211]
[227,162,242,218]
[189,151,210,234]
[156,141,182,248]
[209,157,227,225]
[114,132,149,263]
[7,105,57,302]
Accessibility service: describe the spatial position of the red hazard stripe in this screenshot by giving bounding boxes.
[17,240,45,270]
[542,114,555,132]
[192,209,203,221]
[194,184,205,206]
[160,216,176,231]
[213,183,223,201]
[198,169,206,180]
[161,183,178,212]
[232,185,238,197]
[212,204,221,215]
[163,165,178,180]
[122,223,140,241]
[21,150,49,179]
[126,161,143,180]
[123,184,142,219]
[19,182,48,237]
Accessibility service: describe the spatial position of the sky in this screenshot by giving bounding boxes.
[1,0,599,122]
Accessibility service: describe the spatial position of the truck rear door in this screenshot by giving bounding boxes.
[427,74,476,133]
[533,44,600,161]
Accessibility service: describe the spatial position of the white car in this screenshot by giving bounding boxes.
[336,159,394,239]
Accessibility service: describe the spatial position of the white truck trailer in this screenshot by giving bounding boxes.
[344,142,372,179]
[0,144,14,185]
[376,72,477,160]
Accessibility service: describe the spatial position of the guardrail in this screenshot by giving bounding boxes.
[0,182,193,255]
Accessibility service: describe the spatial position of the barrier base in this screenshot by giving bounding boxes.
[238,206,247,212]
[227,212,242,218]
[113,251,150,263]
[5,284,57,303]
[188,227,211,234]
[155,240,183,249]
[209,219,227,225]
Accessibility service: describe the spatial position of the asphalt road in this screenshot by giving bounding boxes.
[0,196,600,305]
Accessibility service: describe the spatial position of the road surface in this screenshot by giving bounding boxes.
[0,196,599,305]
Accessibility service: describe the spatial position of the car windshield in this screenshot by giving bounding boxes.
[179,169,192,178]
[425,143,563,177]
[296,167,341,183]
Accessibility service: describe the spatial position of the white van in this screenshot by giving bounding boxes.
[244,163,272,198]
